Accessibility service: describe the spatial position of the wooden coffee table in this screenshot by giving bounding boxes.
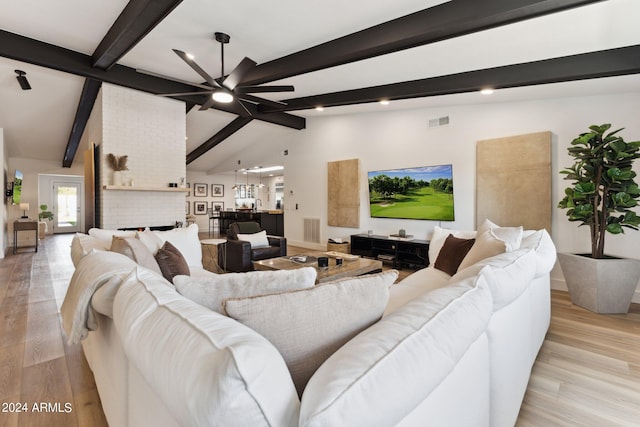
[253,251,382,283]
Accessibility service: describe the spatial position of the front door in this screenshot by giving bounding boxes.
[52,182,82,233]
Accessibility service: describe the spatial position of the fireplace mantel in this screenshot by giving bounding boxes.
[103,185,189,193]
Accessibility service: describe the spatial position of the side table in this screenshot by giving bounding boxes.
[14,220,38,254]
[200,238,226,273]
[327,241,350,254]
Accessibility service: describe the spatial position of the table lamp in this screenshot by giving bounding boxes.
[19,203,29,218]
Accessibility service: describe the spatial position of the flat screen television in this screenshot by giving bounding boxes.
[12,170,23,205]
[368,164,455,221]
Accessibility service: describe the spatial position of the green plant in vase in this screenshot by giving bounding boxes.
[38,204,54,221]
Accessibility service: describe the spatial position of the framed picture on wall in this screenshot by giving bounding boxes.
[185,201,190,215]
[212,201,224,212]
[212,184,224,197]
[186,182,191,196]
[194,183,208,197]
[194,201,207,215]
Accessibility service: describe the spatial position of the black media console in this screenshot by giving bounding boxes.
[350,234,430,270]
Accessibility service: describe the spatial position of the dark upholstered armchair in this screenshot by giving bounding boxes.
[224,221,287,272]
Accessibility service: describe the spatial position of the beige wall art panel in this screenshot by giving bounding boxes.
[328,159,360,228]
[476,131,552,231]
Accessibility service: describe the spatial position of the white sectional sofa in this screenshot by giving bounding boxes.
[61,222,556,427]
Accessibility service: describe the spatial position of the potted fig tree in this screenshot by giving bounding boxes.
[557,124,640,313]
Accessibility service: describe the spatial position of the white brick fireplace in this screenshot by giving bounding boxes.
[86,84,187,230]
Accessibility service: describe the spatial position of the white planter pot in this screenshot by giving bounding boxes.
[558,253,640,314]
[113,170,124,186]
[38,221,47,239]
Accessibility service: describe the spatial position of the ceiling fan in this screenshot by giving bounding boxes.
[156,32,294,116]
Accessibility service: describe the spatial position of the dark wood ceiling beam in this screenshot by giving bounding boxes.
[92,0,184,70]
[258,45,640,113]
[0,30,305,129]
[62,1,183,167]
[187,116,253,164]
[62,79,102,167]
[241,0,605,86]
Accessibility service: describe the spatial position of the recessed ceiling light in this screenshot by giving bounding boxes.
[379,100,390,105]
[480,88,494,95]
[315,106,324,112]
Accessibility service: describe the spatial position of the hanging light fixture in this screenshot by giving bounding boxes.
[258,171,265,188]
[231,170,238,190]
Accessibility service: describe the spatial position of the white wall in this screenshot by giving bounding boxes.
[280,92,640,300]
[7,157,84,247]
[185,170,235,232]
[0,129,7,257]
[94,84,187,229]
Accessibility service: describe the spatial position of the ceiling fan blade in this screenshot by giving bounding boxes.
[236,99,253,117]
[223,57,257,90]
[157,90,214,97]
[238,85,295,94]
[173,49,222,88]
[199,97,217,111]
[136,68,214,91]
[239,94,288,109]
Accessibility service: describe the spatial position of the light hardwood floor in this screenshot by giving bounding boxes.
[1,234,639,426]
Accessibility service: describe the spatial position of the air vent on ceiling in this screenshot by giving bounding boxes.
[428,116,450,128]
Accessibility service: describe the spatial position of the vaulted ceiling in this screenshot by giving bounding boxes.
[1,0,639,173]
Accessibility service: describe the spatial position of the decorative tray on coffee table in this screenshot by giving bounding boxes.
[289,255,318,264]
[324,251,360,261]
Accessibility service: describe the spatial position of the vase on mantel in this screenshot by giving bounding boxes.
[113,170,124,186]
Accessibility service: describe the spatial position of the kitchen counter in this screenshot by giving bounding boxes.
[218,210,284,236]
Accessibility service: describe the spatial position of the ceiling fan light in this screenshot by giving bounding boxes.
[212,91,234,103]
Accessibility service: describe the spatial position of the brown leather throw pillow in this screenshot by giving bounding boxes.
[434,234,476,276]
[154,240,190,283]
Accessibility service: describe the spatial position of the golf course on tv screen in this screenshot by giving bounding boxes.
[368,164,455,221]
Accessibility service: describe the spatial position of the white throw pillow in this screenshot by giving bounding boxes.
[153,224,202,268]
[88,228,136,246]
[224,270,396,397]
[237,230,270,248]
[458,219,523,271]
[428,226,476,263]
[110,236,162,275]
[173,267,318,313]
[70,233,109,267]
[136,229,163,255]
[484,219,523,251]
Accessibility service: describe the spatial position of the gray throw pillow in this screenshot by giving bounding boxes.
[173,267,318,313]
[224,270,397,397]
